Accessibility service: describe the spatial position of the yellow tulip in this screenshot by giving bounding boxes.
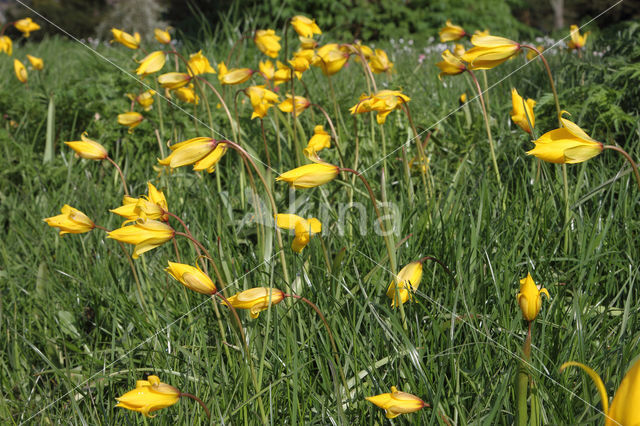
[187,50,215,76]
[276,163,339,189]
[350,90,410,125]
[288,54,310,79]
[217,62,253,85]
[254,29,281,58]
[290,15,322,38]
[107,219,175,259]
[158,72,191,89]
[459,93,467,105]
[128,89,156,111]
[453,43,466,58]
[110,182,168,222]
[568,25,589,50]
[510,88,536,134]
[278,94,310,117]
[312,43,349,76]
[258,60,275,80]
[110,28,140,49]
[165,261,216,295]
[14,59,27,83]
[303,125,331,160]
[560,358,640,426]
[246,85,279,119]
[436,49,466,79]
[117,112,144,133]
[65,132,108,160]
[26,54,43,70]
[439,20,466,42]
[366,386,427,419]
[516,273,550,321]
[273,60,292,85]
[0,36,12,55]
[222,287,285,318]
[275,214,322,253]
[386,261,423,307]
[136,51,165,76]
[299,36,319,50]
[14,18,40,38]
[527,114,603,164]
[462,35,521,70]
[116,375,180,417]
[43,205,95,236]
[158,137,226,173]
[350,41,373,60]
[369,49,393,73]
[526,45,544,61]
[174,85,199,105]
[154,27,171,44]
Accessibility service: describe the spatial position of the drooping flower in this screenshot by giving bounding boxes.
[303,125,331,160]
[386,261,423,307]
[516,273,550,321]
[26,54,43,70]
[439,20,466,42]
[222,287,285,319]
[350,41,373,60]
[218,62,253,85]
[258,60,275,80]
[14,59,27,83]
[110,28,140,49]
[288,53,310,79]
[436,49,466,79]
[254,29,281,58]
[187,51,215,76]
[117,112,144,133]
[462,35,521,70]
[136,51,165,76]
[276,163,339,189]
[0,36,12,55]
[43,205,95,236]
[290,16,321,38]
[312,43,349,76]
[157,137,227,173]
[165,261,216,295]
[278,94,310,117]
[128,90,156,111]
[246,85,279,119]
[158,72,191,89]
[273,61,292,85]
[110,182,168,222]
[14,18,40,38]
[116,375,180,417]
[369,49,393,73]
[526,113,603,164]
[560,358,640,426]
[568,25,589,51]
[366,386,427,419]
[107,219,175,259]
[65,132,108,160]
[459,93,467,105]
[275,214,322,253]
[350,90,411,125]
[510,88,536,134]
[173,85,199,105]
[154,27,171,44]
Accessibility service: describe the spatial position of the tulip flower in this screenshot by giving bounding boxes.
[110,182,168,222]
[44,205,95,236]
[303,125,331,161]
[516,273,550,321]
[350,41,373,59]
[459,93,467,105]
[436,49,466,79]
[288,55,310,79]
[127,90,156,111]
[350,90,410,125]
[386,261,423,307]
[26,54,43,70]
[158,72,191,89]
[275,214,322,253]
[0,36,12,55]
[187,51,215,76]
[117,112,144,133]
[299,36,319,50]
[174,85,199,105]
[453,43,466,58]
[222,287,285,318]
[154,27,171,44]
[14,18,40,38]
[510,88,536,134]
[165,261,216,295]
[276,163,339,189]
[217,62,253,85]
[14,59,27,83]
[527,114,603,164]
[560,358,640,426]
[439,20,466,42]
[116,375,180,417]
[254,29,281,58]
[462,35,521,70]
[568,25,589,50]
[110,28,140,49]
[369,49,393,73]
[136,51,165,76]
[158,137,227,173]
[278,94,310,117]
[312,43,349,76]
[246,85,279,119]
[366,386,427,419]
[273,61,293,85]
[290,15,321,38]
[258,60,275,80]
[65,132,108,160]
[526,45,544,61]
[107,219,175,259]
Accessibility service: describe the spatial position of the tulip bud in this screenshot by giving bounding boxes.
[516,273,550,321]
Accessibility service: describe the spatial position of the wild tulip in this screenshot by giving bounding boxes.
[350,90,410,125]
[117,112,144,133]
[14,59,27,83]
[303,125,331,160]
[217,62,253,85]
[14,18,40,38]
[288,54,310,79]
[366,386,427,419]
[299,36,319,50]
[510,88,536,134]
[43,205,95,236]
[254,29,281,58]
[65,132,108,160]
[453,43,466,58]
[275,214,322,253]
[369,49,393,73]
[278,94,310,117]
[386,261,423,307]
[158,137,227,173]
[439,20,466,42]
[258,59,275,80]
[187,50,215,76]
[462,35,521,70]
[436,49,466,79]
[174,85,199,105]
[154,27,171,44]
[222,287,285,318]
[0,35,12,55]
[312,43,349,76]
[290,15,321,38]
[165,261,216,295]
[116,375,180,417]
[276,163,339,189]
[26,54,43,70]
[128,90,156,111]
[110,182,168,222]
[110,28,140,49]
[568,25,589,50]
[246,85,279,119]
[107,219,175,259]
[136,51,165,76]
[158,72,191,89]
[273,61,293,85]
[516,273,550,322]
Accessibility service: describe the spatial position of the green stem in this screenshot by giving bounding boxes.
[604,144,640,191]
[517,321,533,426]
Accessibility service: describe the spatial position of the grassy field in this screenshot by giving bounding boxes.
[1,14,640,425]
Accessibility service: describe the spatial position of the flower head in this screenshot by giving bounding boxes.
[275,214,322,253]
[366,386,427,419]
[369,49,393,73]
[154,27,171,44]
[44,205,95,236]
[462,35,521,70]
[158,137,227,173]
[218,62,253,85]
[165,261,216,295]
[107,219,175,259]
[510,88,536,134]
[526,114,603,164]
[259,60,275,80]
[187,51,215,76]
[174,85,199,105]
[14,18,40,38]
[526,45,544,61]
[350,90,410,125]
[436,49,467,79]
[516,273,550,321]
[128,89,156,111]
[158,72,191,89]
[278,94,310,117]
[116,375,180,417]
[273,60,293,85]
[222,287,285,318]
[65,132,108,160]
[117,112,144,133]
[246,85,279,119]
[290,16,321,38]
[276,163,339,189]
[14,59,27,83]
[110,182,168,222]
[110,28,140,49]
[386,261,423,307]
[303,125,331,161]
[26,54,43,70]
[254,29,281,58]
[288,54,310,79]
[312,43,349,76]
[0,36,12,56]
[568,25,589,50]
[136,51,165,76]
[439,20,466,42]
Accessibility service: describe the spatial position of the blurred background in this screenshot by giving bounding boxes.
[1,0,638,42]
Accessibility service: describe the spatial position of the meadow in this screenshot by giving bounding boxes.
[1,10,640,425]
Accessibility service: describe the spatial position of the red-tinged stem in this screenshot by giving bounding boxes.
[105,156,129,196]
[93,224,111,233]
[174,232,227,293]
[310,103,345,169]
[520,45,561,125]
[226,35,251,66]
[180,393,211,419]
[418,256,457,285]
[604,144,640,192]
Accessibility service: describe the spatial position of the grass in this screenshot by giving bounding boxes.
[1,16,640,425]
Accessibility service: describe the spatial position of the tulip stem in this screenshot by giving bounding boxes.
[173,231,226,293]
[105,156,129,196]
[180,392,211,419]
[118,240,147,312]
[310,103,345,169]
[259,118,272,169]
[604,144,640,192]
[345,43,377,92]
[468,70,502,188]
[400,101,430,197]
[517,321,533,426]
[521,45,561,124]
